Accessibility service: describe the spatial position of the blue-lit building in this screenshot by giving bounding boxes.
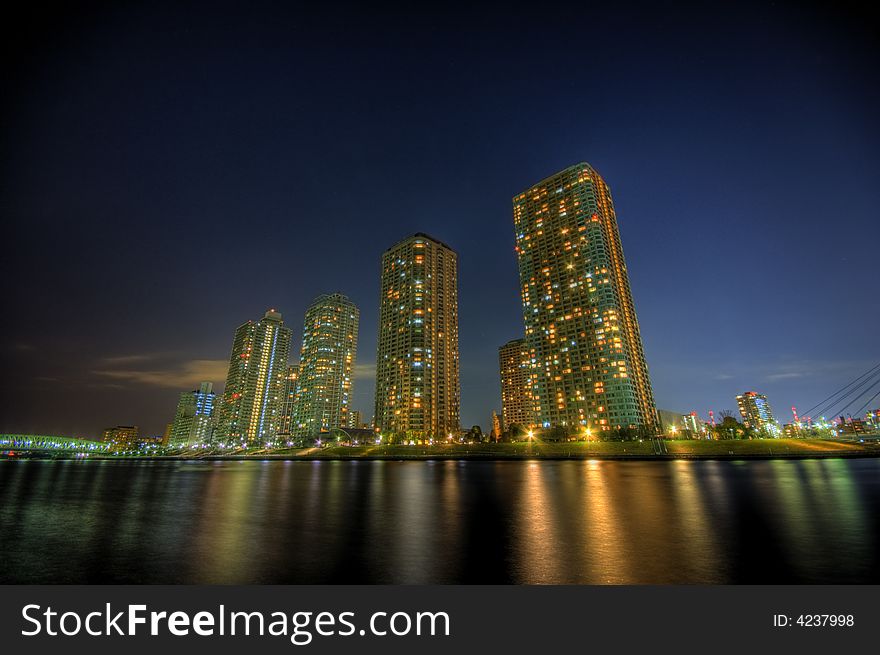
[736,391,777,435]
[169,381,216,447]
[216,309,292,443]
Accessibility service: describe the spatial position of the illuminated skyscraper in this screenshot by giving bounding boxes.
[513,163,656,435]
[375,233,460,441]
[292,293,359,438]
[736,391,776,433]
[168,381,216,447]
[499,338,534,430]
[216,309,292,443]
[278,364,300,436]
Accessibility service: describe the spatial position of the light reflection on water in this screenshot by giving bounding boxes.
[0,458,877,584]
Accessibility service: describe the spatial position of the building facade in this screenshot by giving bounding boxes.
[100,425,139,448]
[278,364,301,436]
[513,163,656,435]
[348,410,363,429]
[682,411,703,436]
[499,338,534,430]
[737,391,777,433]
[374,233,461,441]
[292,293,359,438]
[216,309,292,443]
[168,381,216,447]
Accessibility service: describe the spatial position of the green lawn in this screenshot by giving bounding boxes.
[236,438,878,459]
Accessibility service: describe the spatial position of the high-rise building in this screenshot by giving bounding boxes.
[216,309,292,443]
[736,391,777,433]
[348,410,363,429]
[513,163,656,435]
[169,381,216,447]
[499,338,534,430]
[278,364,300,436]
[292,293,359,438]
[374,233,461,441]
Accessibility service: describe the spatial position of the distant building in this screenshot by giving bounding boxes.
[169,381,216,447]
[490,410,502,442]
[657,410,686,435]
[836,417,870,436]
[278,364,301,436]
[216,309,292,443]
[292,293,359,438]
[513,163,656,434]
[499,338,534,430]
[736,391,777,433]
[101,425,139,448]
[374,233,461,441]
[161,422,173,446]
[682,411,703,436]
[348,410,363,429]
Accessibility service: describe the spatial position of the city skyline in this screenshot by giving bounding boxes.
[2,2,878,437]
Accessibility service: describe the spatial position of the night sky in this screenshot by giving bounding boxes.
[2,1,878,438]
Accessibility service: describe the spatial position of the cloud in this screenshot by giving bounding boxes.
[100,354,161,366]
[766,372,806,381]
[354,362,376,379]
[714,373,734,380]
[92,358,228,389]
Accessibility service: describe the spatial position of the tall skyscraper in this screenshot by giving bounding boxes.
[216,309,292,443]
[513,163,656,435]
[499,338,534,430]
[375,233,461,441]
[292,293,359,438]
[169,381,216,447]
[736,391,776,433]
[278,364,300,436]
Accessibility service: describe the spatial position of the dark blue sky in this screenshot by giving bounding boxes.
[2,1,878,437]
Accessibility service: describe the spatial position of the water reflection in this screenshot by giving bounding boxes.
[0,458,878,584]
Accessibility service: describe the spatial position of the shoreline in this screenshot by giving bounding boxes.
[5,437,879,463]
[5,451,880,463]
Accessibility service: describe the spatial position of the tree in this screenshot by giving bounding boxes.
[466,425,485,443]
[713,415,754,440]
[504,423,528,442]
[544,425,568,442]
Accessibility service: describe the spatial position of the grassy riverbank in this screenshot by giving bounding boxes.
[8,438,879,461]
[157,438,880,461]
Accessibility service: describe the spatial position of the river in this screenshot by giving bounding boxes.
[1,458,878,583]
